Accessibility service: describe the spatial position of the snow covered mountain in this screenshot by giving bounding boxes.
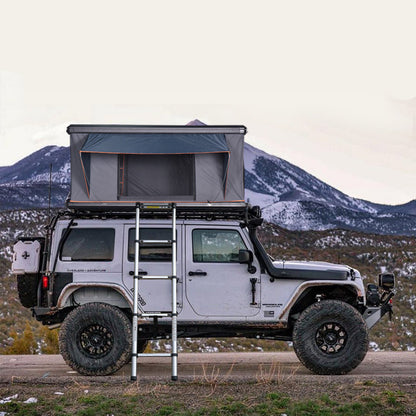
[0,146,70,210]
[245,143,377,212]
[0,142,415,236]
[244,143,416,235]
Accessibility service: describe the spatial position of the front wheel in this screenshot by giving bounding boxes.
[292,300,368,375]
[59,303,132,376]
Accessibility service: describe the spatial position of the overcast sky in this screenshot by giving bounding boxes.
[0,0,415,205]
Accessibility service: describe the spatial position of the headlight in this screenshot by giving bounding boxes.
[366,284,380,306]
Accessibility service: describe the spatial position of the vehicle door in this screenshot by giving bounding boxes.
[185,225,260,317]
[122,224,182,313]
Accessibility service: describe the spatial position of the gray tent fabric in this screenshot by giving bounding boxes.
[67,125,246,210]
[80,133,230,199]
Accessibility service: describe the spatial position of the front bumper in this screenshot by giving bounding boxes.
[363,291,394,329]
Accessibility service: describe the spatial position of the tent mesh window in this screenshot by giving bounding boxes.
[118,154,195,200]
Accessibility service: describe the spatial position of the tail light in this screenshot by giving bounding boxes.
[42,275,49,290]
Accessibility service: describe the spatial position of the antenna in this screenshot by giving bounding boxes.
[40,163,53,294]
[48,163,52,221]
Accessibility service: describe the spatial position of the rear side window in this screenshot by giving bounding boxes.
[192,229,246,263]
[128,228,173,262]
[60,228,115,261]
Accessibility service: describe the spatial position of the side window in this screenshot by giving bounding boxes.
[192,229,247,263]
[128,228,173,262]
[60,228,115,261]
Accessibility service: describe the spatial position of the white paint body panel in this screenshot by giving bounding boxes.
[49,218,366,325]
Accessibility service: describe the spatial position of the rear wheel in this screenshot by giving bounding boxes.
[292,299,368,375]
[59,303,132,376]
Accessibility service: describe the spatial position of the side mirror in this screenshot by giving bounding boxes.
[239,249,253,264]
[239,249,256,274]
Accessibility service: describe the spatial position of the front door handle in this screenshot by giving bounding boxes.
[188,271,207,276]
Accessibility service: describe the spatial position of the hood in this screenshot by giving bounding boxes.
[271,260,361,280]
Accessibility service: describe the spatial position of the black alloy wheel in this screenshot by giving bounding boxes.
[78,324,115,359]
[315,322,347,354]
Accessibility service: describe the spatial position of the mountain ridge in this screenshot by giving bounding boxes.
[0,142,415,235]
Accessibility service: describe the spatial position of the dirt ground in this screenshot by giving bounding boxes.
[1,376,416,415]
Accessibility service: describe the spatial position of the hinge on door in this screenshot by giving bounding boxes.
[250,278,257,305]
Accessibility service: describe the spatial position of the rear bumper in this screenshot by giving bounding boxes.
[32,306,61,325]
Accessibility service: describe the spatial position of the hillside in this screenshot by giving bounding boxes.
[258,222,416,351]
[1,209,415,353]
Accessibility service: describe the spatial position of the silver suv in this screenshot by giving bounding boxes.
[12,205,395,378]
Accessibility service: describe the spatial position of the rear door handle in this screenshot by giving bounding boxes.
[188,271,207,276]
[129,270,148,276]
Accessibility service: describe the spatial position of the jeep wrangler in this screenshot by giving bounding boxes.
[12,204,395,378]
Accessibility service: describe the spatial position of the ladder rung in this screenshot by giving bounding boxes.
[140,312,171,317]
[140,239,172,244]
[137,353,171,357]
[139,275,171,280]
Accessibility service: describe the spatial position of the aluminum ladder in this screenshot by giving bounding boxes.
[131,203,178,381]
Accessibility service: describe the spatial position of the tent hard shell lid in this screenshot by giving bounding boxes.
[67,124,247,211]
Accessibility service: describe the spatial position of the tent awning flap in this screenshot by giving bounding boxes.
[81,133,229,154]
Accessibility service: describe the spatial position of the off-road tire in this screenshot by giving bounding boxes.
[17,274,39,308]
[292,299,368,375]
[59,303,132,376]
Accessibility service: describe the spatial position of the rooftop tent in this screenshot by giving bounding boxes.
[67,125,246,210]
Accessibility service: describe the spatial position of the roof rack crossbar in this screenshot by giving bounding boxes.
[58,203,262,222]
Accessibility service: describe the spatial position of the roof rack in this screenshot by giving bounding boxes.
[60,202,262,222]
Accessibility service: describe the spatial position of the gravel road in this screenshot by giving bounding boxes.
[0,351,415,384]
